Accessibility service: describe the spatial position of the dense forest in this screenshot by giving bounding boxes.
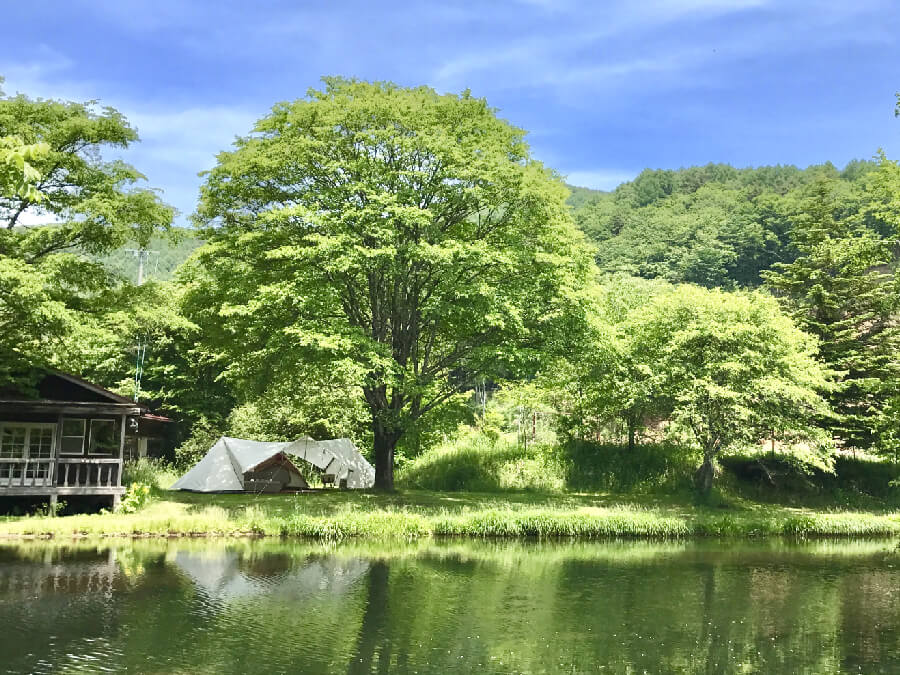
[573,160,893,288]
[3,77,900,495]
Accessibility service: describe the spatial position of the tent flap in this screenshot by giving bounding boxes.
[285,437,375,489]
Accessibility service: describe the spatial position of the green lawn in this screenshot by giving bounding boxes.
[1,489,898,540]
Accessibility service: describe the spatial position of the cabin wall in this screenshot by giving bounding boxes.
[0,409,127,504]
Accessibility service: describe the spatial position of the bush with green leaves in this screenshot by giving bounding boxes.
[119,483,152,514]
[122,457,179,492]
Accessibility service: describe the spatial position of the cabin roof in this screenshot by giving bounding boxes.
[0,370,171,422]
[47,370,136,405]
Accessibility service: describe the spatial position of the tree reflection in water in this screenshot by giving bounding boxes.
[0,539,897,674]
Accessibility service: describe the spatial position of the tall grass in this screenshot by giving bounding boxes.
[563,442,697,493]
[399,433,568,492]
[400,431,899,509]
[1,496,896,541]
[3,481,897,541]
[122,458,180,493]
[398,433,697,494]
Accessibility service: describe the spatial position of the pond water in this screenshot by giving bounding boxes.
[0,538,898,674]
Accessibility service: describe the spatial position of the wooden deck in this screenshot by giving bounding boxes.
[0,454,125,505]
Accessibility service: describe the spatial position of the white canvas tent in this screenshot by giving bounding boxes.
[172,436,375,493]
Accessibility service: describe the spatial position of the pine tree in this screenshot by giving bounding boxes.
[763,176,900,450]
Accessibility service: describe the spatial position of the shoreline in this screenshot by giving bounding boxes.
[1,493,898,542]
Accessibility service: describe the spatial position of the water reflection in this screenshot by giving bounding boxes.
[0,539,897,674]
[172,549,369,602]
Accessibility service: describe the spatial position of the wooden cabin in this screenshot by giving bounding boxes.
[0,372,171,509]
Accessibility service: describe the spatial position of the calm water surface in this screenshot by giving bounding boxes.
[0,538,897,674]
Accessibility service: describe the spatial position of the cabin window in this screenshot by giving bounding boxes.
[89,419,119,455]
[0,424,56,479]
[28,427,54,459]
[0,426,27,459]
[61,418,86,455]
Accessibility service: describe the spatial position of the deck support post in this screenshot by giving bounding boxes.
[48,493,57,516]
[118,413,127,488]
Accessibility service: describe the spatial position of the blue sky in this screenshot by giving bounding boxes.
[4,0,899,224]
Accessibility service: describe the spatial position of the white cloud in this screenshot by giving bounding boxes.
[563,169,636,190]
[127,106,259,169]
[2,52,259,224]
[1,46,79,99]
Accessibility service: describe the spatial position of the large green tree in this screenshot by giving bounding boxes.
[193,78,592,488]
[634,285,832,494]
[554,278,832,494]
[0,82,174,388]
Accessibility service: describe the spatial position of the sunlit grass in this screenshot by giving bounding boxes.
[1,489,897,541]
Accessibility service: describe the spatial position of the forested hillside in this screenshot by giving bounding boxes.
[569,160,887,288]
[98,228,202,282]
[565,184,608,210]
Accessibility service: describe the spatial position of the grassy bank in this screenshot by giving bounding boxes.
[1,489,898,541]
[2,438,897,541]
[399,434,900,508]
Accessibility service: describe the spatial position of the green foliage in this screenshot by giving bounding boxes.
[119,483,152,514]
[547,276,675,447]
[0,134,48,202]
[399,429,698,494]
[721,453,900,506]
[226,360,371,451]
[122,458,179,493]
[764,169,900,452]
[565,183,608,210]
[192,77,593,487]
[573,161,881,288]
[32,499,66,518]
[563,442,698,493]
[0,255,72,387]
[489,381,557,448]
[173,417,224,470]
[0,83,173,392]
[399,432,565,492]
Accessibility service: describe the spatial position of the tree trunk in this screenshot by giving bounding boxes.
[694,451,715,497]
[627,425,636,453]
[373,417,400,491]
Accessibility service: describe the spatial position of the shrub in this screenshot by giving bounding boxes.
[119,483,152,514]
[563,441,697,493]
[122,458,179,492]
[720,452,900,506]
[399,432,568,492]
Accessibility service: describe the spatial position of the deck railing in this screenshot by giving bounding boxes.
[56,458,121,489]
[0,458,55,488]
